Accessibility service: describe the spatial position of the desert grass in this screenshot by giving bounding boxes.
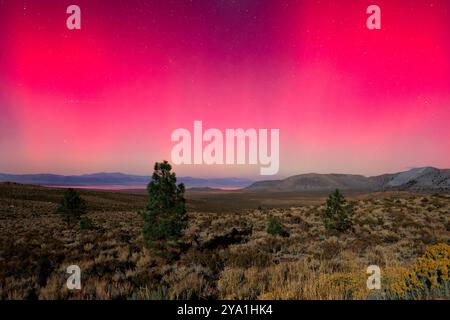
[0,182,449,300]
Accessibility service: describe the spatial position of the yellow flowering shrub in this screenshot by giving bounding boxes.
[390,243,450,299]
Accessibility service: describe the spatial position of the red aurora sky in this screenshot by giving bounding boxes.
[0,0,449,178]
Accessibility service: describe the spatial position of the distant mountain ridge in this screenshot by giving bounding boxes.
[0,172,254,189]
[2,167,449,192]
[245,167,450,193]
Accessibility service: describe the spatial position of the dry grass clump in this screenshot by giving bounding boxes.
[218,258,369,300]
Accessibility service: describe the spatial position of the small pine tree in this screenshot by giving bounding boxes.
[267,217,289,237]
[143,161,187,254]
[57,188,87,226]
[322,189,353,232]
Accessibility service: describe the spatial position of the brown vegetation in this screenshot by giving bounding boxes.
[0,182,449,300]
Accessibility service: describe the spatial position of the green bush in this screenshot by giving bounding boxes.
[142,161,187,255]
[80,216,93,230]
[57,188,87,226]
[267,217,289,237]
[322,189,353,232]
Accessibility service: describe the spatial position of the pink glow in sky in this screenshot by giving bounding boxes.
[0,0,449,178]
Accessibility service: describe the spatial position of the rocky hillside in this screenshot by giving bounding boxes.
[246,167,450,193]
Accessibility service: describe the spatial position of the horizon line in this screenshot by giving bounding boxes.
[0,166,446,181]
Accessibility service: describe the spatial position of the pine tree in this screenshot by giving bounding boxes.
[142,161,187,254]
[322,189,353,232]
[57,188,87,226]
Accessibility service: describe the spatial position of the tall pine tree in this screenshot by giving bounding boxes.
[143,161,187,254]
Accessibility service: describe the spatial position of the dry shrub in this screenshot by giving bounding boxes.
[218,259,368,300]
[160,265,216,299]
[318,236,342,260]
[226,247,272,268]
